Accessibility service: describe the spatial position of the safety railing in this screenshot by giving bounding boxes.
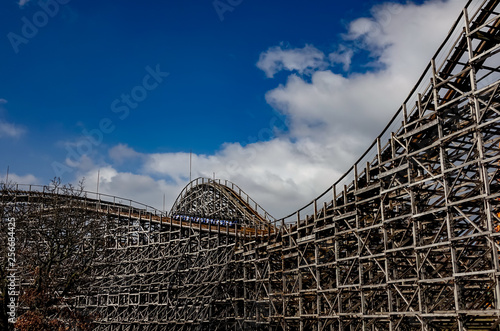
[0,183,166,217]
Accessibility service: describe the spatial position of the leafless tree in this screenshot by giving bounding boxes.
[0,178,107,330]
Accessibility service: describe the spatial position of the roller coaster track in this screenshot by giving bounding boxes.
[169,177,276,230]
[2,0,500,329]
[0,181,274,237]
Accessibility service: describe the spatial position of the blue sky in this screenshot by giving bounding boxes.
[1,0,467,216]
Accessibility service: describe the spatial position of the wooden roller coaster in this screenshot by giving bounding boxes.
[2,0,500,329]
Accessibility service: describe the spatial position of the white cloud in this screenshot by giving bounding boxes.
[64,0,468,218]
[256,44,327,78]
[264,0,464,159]
[78,166,175,213]
[2,173,40,185]
[345,0,463,75]
[0,121,25,138]
[329,45,354,71]
[18,0,30,7]
[74,139,341,217]
[109,144,143,164]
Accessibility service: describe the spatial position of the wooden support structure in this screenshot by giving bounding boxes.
[1,0,500,329]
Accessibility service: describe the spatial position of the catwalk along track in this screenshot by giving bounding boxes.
[2,0,500,329]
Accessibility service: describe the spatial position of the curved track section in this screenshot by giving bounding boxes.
[273,0,500,329]
[170,177,275,229]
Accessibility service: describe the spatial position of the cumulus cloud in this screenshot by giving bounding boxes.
[64,0,467,218]
[264,0,464,158]
[78,165,176,213]
[109,144,143,164]
[345,0,463,74]
[257,44,327,78]
[74,139,341,217]
[329,46,354,71]
[0,121,25,138]
[0,100,26,138]
[2,172,40,185]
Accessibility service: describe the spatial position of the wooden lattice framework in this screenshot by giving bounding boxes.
[2,0,500,329]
